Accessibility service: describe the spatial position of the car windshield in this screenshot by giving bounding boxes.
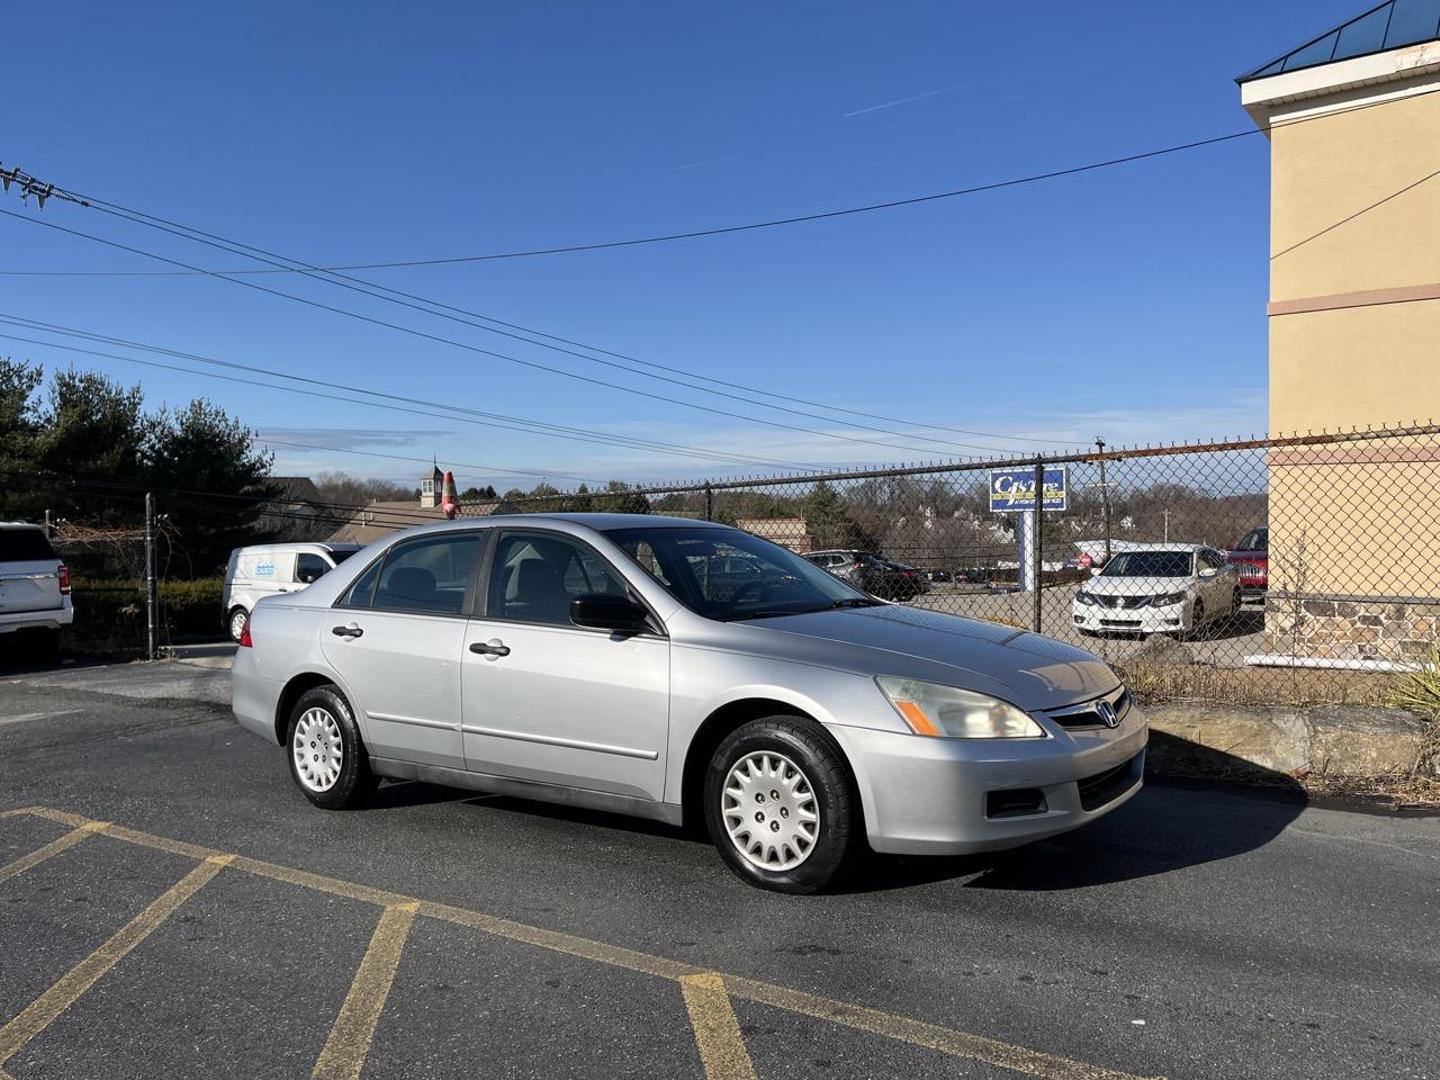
[1237,528,1268,552]
[1101,551,1193,578]
[605,525,876,621]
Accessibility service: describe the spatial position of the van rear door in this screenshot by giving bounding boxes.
[0,529,64,615]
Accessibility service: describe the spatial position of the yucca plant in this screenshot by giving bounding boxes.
[1387,643,1440,720]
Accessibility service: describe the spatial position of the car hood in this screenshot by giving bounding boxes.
[1080,577,1192,598]
[724,604,1119,712]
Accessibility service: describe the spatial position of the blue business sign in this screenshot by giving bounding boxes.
[989,467,1068,513]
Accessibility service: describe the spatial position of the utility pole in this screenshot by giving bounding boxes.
[145,492,158,661]
[1162,508,1171,542]
[1095,437,1112,565]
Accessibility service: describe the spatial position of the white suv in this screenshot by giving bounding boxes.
[0,523,73,661]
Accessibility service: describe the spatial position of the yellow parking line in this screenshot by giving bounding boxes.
[312,902,419,1080]
[419,900,705,981]
[0,822,107,886]
[6,809,1161,1080]
[724,975,1164,1080]
[679,973,757,1080]
[0,853,234,1068]
[0,806,41,819]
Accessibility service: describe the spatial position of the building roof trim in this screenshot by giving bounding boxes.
[1240,0,1440,83]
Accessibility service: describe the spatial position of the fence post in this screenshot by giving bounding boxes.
[704,483,714,523]
[1095,437,1112,565]
[1032,458,1044,634]
[145,492,158,661]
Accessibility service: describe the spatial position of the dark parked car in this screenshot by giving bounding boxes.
[1226,527,1268,603]
[803,550,929,601]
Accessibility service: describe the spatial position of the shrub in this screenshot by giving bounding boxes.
[1387,644,1440,721]
[69,577,225,652]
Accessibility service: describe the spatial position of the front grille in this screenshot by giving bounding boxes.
[986,788,1048,819]
[1077,752,1141,811]
[1049,687,1132,730]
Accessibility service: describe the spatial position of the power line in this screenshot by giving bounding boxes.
[0,128,1264,271]
[8,80,1440,279]
[0,206,1016,461]
[49,195,1064,451]
[0,318,833,473]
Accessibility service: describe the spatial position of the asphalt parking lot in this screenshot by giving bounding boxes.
[0,658,1436,1079]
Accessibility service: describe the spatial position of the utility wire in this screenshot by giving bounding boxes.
[0,320,833,473]
[0,207,1017,461]
[8,80,1440,278]
[54,196,1062,450]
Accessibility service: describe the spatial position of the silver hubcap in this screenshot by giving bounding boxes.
[722,751,820,871]
[230,610,248,640]
[293,708,344,793]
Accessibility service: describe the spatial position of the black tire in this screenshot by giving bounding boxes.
[703,716,861,894]
[1184,599,1206,641]
[285,684,377,810]
[227,606,249,643]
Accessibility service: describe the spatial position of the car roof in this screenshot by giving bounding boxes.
[352,513,732,539]
[1111,543,1209,553]
[0,522,44,530]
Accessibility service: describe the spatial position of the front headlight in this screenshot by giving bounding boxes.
[1075,591,1099,606]
[876,677,1045,739]
[1151,591,1187,607]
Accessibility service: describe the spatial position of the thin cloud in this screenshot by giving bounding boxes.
[841,82,973,119]
[255,427,448,451]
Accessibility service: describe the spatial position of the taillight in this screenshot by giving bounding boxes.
[57,564,71,595]
[238,615,253,648]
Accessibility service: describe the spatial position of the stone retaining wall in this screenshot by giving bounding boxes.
[1262,595,1440,664]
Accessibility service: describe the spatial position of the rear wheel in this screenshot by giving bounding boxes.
[704,716,860,894]
[227,606,249,643]
[285,685,377,810]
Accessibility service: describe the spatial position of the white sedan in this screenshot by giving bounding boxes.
[1072,544,1239,638]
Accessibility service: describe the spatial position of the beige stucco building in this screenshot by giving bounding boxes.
[1240,1,1440,664]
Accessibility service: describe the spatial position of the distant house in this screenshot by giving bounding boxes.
[257,476,325,536]
[325,466,516,545]
[734,517,812,553]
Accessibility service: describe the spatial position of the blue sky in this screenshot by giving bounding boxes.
[1,1,1364,490]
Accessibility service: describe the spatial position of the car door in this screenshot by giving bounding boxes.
[460,528,669,801]
[1201,549,1231,611]
[320,531,487,770]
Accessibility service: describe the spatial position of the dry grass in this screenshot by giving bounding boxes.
[1114,659,1401,709]
[1386,643,1440,720]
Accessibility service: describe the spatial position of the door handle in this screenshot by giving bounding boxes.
[331,624,364,639]
[469,639,510,658]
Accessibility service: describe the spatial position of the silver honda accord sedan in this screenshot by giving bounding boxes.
[232,514,1147,893]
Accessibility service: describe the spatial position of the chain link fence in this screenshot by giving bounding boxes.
[476,423,1440,708]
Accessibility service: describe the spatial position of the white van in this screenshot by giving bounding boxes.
[223,543,362,641]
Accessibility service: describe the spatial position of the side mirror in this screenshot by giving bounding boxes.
[1199,568,1218,580]
[569,593,651,634]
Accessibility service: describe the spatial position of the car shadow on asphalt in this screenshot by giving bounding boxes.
[362,741,1308,896]
[839,737,1307,895]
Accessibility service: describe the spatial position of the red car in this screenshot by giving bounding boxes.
[1226,527,1268,603]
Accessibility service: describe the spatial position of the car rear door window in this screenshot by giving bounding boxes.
[341,534,484,615]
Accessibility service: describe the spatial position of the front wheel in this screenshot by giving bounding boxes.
[1183,598,1206,641]
[704,716,861,894]
[285,685,377,810]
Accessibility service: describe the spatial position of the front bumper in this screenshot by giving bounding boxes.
[829,714,1148,855]
[1072,600,1187,636]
